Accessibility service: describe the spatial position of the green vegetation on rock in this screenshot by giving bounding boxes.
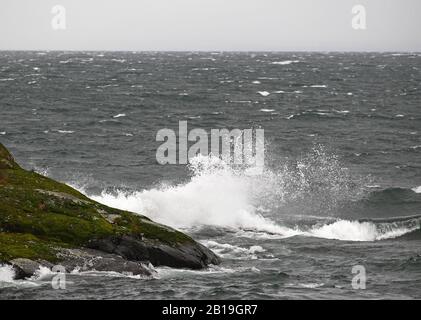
[0,142,195,264]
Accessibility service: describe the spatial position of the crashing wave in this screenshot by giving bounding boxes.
[413,186,421,194]
[70,148,418,243]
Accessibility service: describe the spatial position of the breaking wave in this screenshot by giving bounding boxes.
[0,265,15,283]
[84,147,420,242]
[200,240,267,260]
[305,218,420,241]
[0,265,50,288]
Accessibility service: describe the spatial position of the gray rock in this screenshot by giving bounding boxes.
[58,248,155,276]
[10,258,44,280]
[87,235,221,269]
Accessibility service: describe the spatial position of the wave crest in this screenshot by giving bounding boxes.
[306,218,420,241]
[84,149,418,242]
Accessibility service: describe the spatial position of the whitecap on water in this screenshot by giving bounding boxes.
[113,113,126,118]
[412,186,421,193]
[305,218,420,241]
[70,267,156,280]
[0,265,44,288]
[271,60,299,65]
[334,110,350,115]
[310,85,327,88]
[200,240,265,260]
[298,283,324,289]
[57,130,74,134]
[257,91,270,97]
[259,108,275,113]
[229,100,252,104]
[31,266,55,281]
[0,265,15,283]
[156,265,260,279]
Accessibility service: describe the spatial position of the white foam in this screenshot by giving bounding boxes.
[90,155,292,236]
[229,100,252,104]
[191,67,216,71]
[0,265,15,283]
[0,132,6,135]
[306,219,420,241]
[57,130,74,134]
[113,113,126,118]
[70,265,156,280]
[156,265,259,279]
[31,266,54,281]
[260,108,275,112]
[83,152,418,243]
[156,265,236,279]
[335,110,350,114]
[201,240,265,259]
[413,186,421,193]
[271,60,299,65]
[310,85,327,88]
[299,283,324,289]
[257,91,270,97]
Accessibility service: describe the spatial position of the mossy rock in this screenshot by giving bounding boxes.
[0,143,19,170]
[0,143,219,271]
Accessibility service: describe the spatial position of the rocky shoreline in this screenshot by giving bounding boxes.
[0,143,220,279]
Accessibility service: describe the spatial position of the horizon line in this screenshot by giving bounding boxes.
[0,49,420,53]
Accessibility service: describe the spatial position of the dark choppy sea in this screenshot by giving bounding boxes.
[0,52,420,299]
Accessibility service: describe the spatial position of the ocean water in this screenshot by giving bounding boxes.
[0,51,420,299]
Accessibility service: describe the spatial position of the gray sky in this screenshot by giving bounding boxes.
[1,0,420,51]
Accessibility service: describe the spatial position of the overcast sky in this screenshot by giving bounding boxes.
[0,0,420,51]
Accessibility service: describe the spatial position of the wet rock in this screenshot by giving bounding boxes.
[87,235,221,269]
[0,142,220,274]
